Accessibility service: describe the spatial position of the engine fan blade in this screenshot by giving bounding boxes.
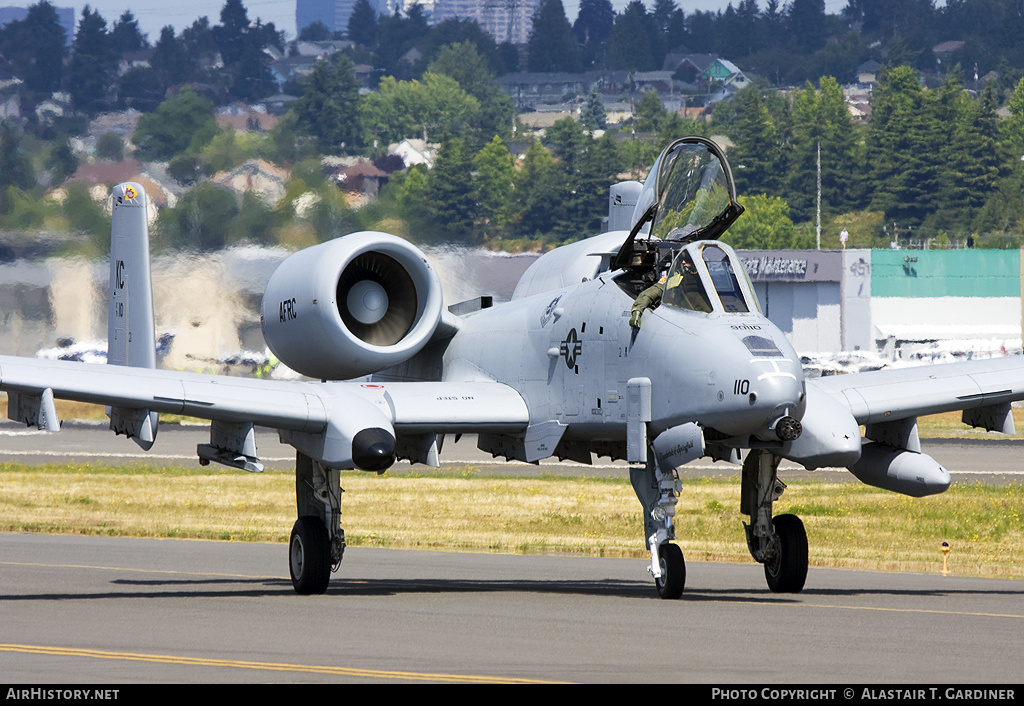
[337,252,418,346]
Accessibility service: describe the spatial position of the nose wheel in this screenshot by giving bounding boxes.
[655,542,686,599]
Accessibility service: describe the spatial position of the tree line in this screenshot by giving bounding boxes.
[0,0,282,116]
[718,66,1024,249]
[342,0,1024,92]
[3,0,1024,252]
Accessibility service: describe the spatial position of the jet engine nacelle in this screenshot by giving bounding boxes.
[261,232,444,380]
[847,443,951,497]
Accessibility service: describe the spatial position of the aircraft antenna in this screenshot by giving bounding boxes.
[816,140,821,250]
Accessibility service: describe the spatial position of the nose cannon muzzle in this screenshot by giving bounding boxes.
[774,415,802,441]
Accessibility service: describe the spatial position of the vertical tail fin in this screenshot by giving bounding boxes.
[108,182,159,449]
[109,182,155,368]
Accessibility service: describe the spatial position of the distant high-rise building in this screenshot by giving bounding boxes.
[432,0,537,45]
[299,0,537,44]
[297,0,400,37]
[296,0,343,35]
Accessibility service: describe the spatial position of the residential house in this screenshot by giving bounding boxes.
[663,54,750,104]
[388,138,436,169]
[293,39,351,58]
[215,104,279,133]
[270,55,320,91]
[701,58,743,82]
[632,71,679,96]
[496,72,595,109]
[211,159,290,207]
[263,94,298,115]
[664,54,718,82]
[117,49,154,77]
[856,60,880,86]
[320,156,390,202]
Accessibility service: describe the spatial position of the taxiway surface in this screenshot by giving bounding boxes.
[2,533,1022,683]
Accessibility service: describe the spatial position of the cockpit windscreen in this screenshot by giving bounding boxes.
[661,244,754,315]
[701,245,749,313]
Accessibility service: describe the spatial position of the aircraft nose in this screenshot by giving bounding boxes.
[752,365,805,413]
[747,361,806,439]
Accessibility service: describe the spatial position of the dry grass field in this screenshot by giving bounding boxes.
[2,462,1020,580]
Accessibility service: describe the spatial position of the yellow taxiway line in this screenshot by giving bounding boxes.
[0,643,565,684]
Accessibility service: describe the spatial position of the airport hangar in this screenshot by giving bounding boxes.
[735,248,1023,358]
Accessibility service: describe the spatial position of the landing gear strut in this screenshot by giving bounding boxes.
[631,454,685,599]
[290,452,345,594]
[742,449,808,593]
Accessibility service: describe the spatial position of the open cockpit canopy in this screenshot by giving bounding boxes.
[612,137,743,272]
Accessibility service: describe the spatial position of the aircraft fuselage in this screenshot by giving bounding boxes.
[443,246,806,462]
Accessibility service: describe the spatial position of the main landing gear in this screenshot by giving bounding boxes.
[289,453,345,594]
[742,449,808,593]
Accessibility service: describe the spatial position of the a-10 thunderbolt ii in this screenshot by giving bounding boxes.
[2,137,1022,598]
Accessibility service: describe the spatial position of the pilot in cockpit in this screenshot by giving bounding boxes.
[628,225,704,329]
[629,248,708,328]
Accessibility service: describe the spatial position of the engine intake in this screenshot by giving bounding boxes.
[261,232,443,380]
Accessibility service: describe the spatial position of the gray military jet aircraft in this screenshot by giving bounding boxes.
[2,137,1022,598]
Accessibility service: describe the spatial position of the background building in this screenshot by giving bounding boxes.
[297,0,394,36]
[739,248,1022,365]
[432,0,537,44]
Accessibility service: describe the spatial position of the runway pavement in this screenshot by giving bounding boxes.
[2,533,1022,684]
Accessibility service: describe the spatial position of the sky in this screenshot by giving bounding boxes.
[10,0,852,41]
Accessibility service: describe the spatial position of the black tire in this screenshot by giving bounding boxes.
[289,516,331,595]
[655,543,686,599]
[764,514,808,593]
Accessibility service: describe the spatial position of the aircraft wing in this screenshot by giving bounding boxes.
[807,355,1024,428]
[0,354,529,469]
